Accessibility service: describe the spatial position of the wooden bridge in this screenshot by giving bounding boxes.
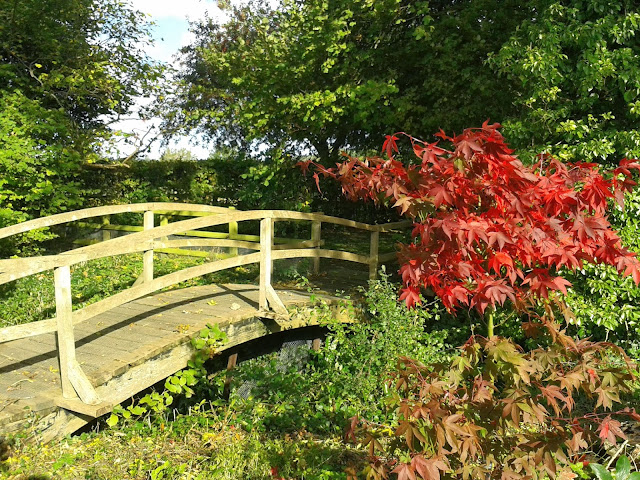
[0,203,408,441]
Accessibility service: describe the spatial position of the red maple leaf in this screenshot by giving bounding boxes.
[299,126,640,314]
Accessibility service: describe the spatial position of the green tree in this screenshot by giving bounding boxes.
[487,0,640,349]
[490,0,640,164]
[170,0,528,162]
[0,0,163,251]
[159,148,198,162]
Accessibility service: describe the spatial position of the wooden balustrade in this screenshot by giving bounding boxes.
[0,204,411,406]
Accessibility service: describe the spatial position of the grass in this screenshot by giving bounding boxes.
[3,406,360,479]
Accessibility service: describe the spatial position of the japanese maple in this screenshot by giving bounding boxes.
[345,319,639,480]
[300,123,640,479]
[301,122,640,324]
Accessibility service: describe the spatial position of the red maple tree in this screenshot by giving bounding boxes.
[301,122,640,321]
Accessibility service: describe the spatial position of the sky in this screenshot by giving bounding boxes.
[112,0,229,159]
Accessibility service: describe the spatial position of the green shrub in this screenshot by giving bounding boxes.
[223,272,452,434]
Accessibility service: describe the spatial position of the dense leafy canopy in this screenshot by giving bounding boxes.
[0,0,162,249]
[492,0,640,164]
[170,0,527,162]
[349,322,639,479]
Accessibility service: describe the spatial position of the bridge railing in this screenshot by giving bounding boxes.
[0,203,410,407]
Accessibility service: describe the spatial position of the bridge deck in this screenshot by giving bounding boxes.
[0,284,336,436]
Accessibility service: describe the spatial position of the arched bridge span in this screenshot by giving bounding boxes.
[0,203,409,440]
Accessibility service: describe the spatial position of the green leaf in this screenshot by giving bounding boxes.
[617,456,632,480]
[106,413,119,427]
[591,464,614,480]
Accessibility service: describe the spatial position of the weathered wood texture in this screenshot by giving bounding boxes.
[0,284,351,439]
[0,206,409,286]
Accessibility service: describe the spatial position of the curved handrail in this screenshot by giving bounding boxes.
[0,209,409,283]
[0,203,232,240]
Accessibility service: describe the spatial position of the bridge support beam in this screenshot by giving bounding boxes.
[54,266,100,405]
[259,218,288,316]
[369,230,379,280]
[259,218,273,311]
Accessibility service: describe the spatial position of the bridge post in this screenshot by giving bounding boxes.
[159,213,169,242]
[54,266,76,399]
[54,266,101,405]
[228,207,238,257]
[369,229,379,280]
[101,216,111,242]
[142,210,154,283]
[259,218,273,311]
[311,219,321,274]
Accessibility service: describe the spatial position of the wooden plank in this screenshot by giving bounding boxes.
[54,266,75,399]
[154,248,210,258]
[223,353,238,399]
[259,218,273,311]
[0,336,56,362]
[311,219,321,274]
[67,362,100,405]
[153,208,231,217]
[153,238,258,251]
[228,206,239,256]
[142,210,154,283]
[113,301,218,324]
[0,203,233,240]
[369,230,380,280]
[88,341,197,413]
[74,325,156,354]
[55,397,113,417]
[271,248,370,264]
[101,216,111,242]
[75,309,170,339]
[266,285,288,316]
[0,319,57,344]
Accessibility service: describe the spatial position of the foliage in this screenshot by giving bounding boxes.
[224,274,452,435]
[0,0,160,128]
[0,0,163,253]
[302,124,640,325]
[0,92,86,254]
[489,0,640,165]
[159,148,199,162]
[3,406,358,479]
[80,159,218,206]
[346,319,639,479]
[590,456,640,480]
[107,324,227,428]
[562,188,640,347]
[205,148,316,212]
[169,0,527,163]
